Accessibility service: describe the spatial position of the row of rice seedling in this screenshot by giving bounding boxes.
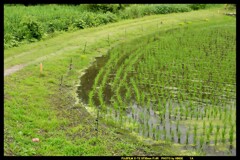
[81,18,235,155]
[86,36,155,132]
[130,23,235,153]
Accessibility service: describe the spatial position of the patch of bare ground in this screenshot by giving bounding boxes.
[4,64,26,76]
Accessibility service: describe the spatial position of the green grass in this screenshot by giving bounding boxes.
[4,6,235,156]
[5,4,202,49]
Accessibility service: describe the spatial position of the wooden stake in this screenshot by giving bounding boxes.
[96,109,99,138]
[40,63,43,74]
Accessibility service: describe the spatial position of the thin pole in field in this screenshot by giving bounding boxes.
[96,107,99,138]
[69,58,73,70]
[59,75,63,92]
[108,34,110,46]
[83,42,87,54]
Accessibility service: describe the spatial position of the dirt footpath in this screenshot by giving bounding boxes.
[4,64,26,77]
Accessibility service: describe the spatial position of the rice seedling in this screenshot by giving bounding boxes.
[163,119,166,130]
[176,120,180,132]
[229,127,234,147]
[193,134,197,146]
[171,131,175,141]
[200,135,205,148]
[221,127,226,144]
[213,106,218,119]
[142,124,146,137]
[152,127,157,140]
[194,123,198,137]
[196,110,199,120]
[177,130,181,143]
[174,107,178,120]
[169,120,172,133]
[204,106,207,117]
[223,122,227,134]
[210,107,214,117]
[209,121,213,134]
[180,105,184,120]
[206,129,211,144]
[207,111,210,120]
[214,131,218,146]
[186,129,189,144]
[219,110,222,120]
[169,107,172,120]
[190,111,193,120]
[185,108,189,120]
[147,127,150,138]
[202,121,206,135]
[228,113,232,123]
[216,124,220,134]
[163,129,167,140]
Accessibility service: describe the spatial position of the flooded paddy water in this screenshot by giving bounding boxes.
[77,24,236,156]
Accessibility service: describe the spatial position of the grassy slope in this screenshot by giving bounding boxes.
[4,7,234,156]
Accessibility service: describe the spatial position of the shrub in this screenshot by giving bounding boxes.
[119,5,143,19]
[105,12,118,22]
[153,5,191,14]
[96,12,118,25]
[82,12,98,27]
[87,4,120,13]
[119,4,192,19]
[46,22,55,33]
[20,16,43,40]
[73,18,86,29]
[142,6,155,16]
[4,35,19,48]
[188,4,207,10]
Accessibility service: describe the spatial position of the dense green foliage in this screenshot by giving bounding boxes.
[86,4,127,13]
[188,4,207,10]
[4,4,217,49]
[4,4,119,48]
[118,4,192,19]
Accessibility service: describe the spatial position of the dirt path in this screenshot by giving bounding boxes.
[4,46,79,77]
[4,64,26,76]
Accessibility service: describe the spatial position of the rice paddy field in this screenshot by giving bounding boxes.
[4,4,236,156]
[78,17,236,156]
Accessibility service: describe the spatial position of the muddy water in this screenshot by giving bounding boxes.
[77,54,236,156]
[125,101,195,144]
[118,101,236,156]
[77,55,109,105]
